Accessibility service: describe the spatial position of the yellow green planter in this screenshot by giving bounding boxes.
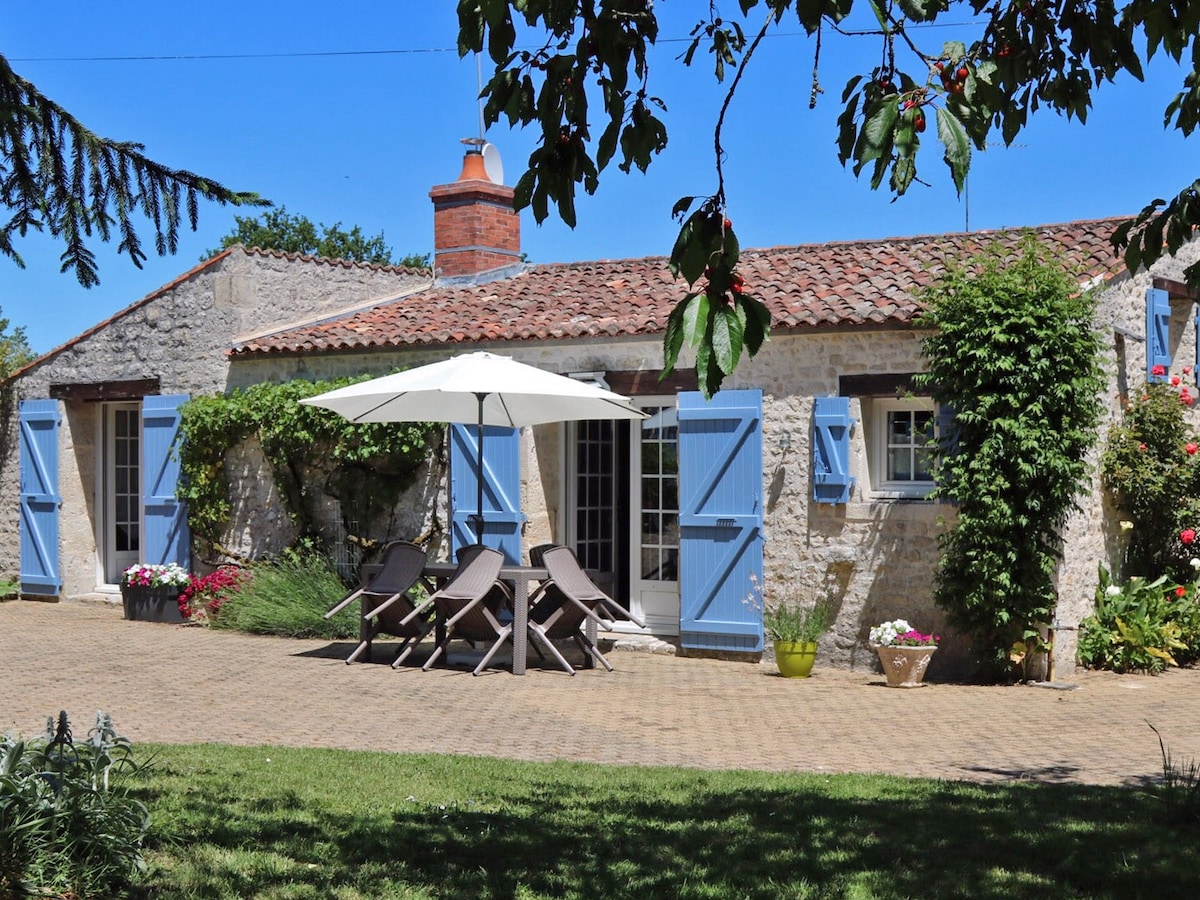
[773,640,819,678]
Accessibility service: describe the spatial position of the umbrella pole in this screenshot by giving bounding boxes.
[470,392,487,543]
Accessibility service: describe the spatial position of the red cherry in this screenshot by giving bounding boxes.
[730,273,745,293]
[723,218,733,230]
[997,44,1012,59]
[914,111,926,132]
[956,66,969,81]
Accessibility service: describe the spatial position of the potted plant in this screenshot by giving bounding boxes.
[869,619,940,687]
[120,563,191,623]
[751,576,836,677]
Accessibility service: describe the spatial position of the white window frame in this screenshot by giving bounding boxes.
[868,397,937,499]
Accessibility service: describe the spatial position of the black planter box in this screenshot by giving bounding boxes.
[121,585,186,623]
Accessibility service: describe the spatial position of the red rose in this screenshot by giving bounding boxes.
[1183,529,1196,545]
[1173,376,1182,386]
[1153,364,1167,376]
[1187,443,1197,456]
[1176,586,1187,598]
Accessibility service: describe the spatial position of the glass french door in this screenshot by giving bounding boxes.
[629,400,680,633]
[103,403,141,585]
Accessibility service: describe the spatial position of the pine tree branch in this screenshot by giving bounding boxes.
[0,53,267,287]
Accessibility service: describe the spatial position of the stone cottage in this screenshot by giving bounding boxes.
[5,145,1198,679]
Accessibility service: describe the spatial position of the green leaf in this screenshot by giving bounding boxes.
[712,302,746,374]
[682,291,711,348]
[836,92,861,164]
[662,298,689,376]
[740,294,772,356]
[672,196,699,220]
[854,99,899,171]
[935,107,971,195]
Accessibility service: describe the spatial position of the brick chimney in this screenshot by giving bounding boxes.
[429,146,521,278]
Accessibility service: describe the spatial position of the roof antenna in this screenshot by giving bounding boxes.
[476,53,486,142]
[464,54,504,185]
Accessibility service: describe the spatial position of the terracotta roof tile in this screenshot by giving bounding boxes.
[230,217,1129,357]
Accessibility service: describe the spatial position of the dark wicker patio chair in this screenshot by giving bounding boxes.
[525,545,647,674]
[421,546,513,675]
[323,541,432,667]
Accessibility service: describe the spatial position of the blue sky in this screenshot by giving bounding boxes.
[2,2,1194,354]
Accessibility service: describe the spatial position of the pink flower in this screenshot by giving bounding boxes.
[1183,529,1196,545]
[1153,364,1167,376]
[1173,376,1181,386]
[1186,366,1194,375]
[1139,443,1148,452]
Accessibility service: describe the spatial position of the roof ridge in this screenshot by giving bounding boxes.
[239,244,432,275]
[520,215,1134,272]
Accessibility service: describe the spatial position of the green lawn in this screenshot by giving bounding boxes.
[132,743,1198,899]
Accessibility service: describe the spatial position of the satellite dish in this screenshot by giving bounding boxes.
[482,142,504,185]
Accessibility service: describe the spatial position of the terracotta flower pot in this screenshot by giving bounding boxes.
[773,640,819,678]
[875,645,936,688]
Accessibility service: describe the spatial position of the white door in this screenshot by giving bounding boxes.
[629,400,679,634]
[102,403,141,585]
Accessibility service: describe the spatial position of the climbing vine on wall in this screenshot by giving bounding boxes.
[916,235,1105,680]
[177,376,435,546]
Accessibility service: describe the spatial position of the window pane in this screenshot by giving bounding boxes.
[661,548,679,581]
[660,444,678,476]
[662,513,679,544]
[914,448,933,481]
[643,442,660,475]
[662,479,678,513]
[914,410,934,441]
[641,512,659,543]
[889,447,912,481]
[641,548,659,580]
[642,477,660,509]
[889,411,912,441]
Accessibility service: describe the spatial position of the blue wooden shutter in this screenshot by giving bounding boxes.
[449,423,522,563]
[678,389,764,652]
[142,395,191,569]
[1147,287,1171,381]
[812,396,855,504]
[18,400,61,597]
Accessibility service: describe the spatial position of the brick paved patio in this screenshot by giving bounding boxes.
[2,599,1197,787]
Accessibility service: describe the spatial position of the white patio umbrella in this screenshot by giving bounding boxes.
[300,351,646,540]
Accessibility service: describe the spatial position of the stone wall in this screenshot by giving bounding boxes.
[11,236,1200,678]
[0,249,429,591]
[231,248,1200,677]
[232,331,953,670]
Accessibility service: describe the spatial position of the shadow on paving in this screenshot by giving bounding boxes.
[137,760,1200,899]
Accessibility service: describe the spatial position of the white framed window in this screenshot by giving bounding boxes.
[868,397,937,499]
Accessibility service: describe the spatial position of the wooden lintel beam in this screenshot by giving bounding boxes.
[48,378,162,402]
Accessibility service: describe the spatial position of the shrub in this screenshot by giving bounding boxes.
[178,565,251,623]
[215,548,357,640]
[916,236,1104,678]
[0,711,148,899]
[1102,377,1200,585]
[1078,566,1190,673]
